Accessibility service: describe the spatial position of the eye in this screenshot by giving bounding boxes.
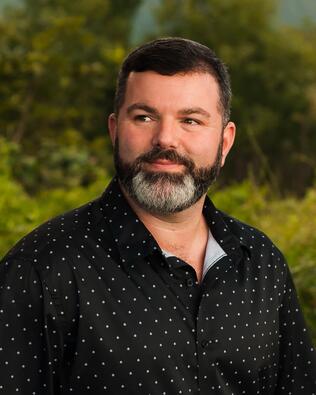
[182,118,201,125]
[134,114,152,122]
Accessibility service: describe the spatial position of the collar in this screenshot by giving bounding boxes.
[202,196,249,255]
[99,178,161,269]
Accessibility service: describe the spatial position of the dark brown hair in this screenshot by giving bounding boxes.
[114,37,232,124]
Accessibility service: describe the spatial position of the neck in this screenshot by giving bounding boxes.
[120,183,209,282]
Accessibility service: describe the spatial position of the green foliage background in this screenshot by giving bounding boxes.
[0,0,315,345]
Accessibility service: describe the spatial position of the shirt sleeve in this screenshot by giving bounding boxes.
[275,265,316,394]
[0,257,64,394]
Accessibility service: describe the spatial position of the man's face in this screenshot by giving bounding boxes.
[108,71,235,214]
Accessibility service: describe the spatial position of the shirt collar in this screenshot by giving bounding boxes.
[99,178,161,268]
[202,196,249,255]
[99,178,250,271]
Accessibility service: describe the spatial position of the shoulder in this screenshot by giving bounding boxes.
[1,193,113,275]
[220,210,289,275]
[220,211,292,303]
[222,211,282,254]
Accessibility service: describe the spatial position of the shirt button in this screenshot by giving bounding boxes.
[186,278,194,287]
[201,339,209,348]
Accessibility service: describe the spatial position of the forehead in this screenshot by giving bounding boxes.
[123,71,221,113]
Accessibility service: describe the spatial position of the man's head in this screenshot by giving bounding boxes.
[114,37,232,125]
[108,38,236,215]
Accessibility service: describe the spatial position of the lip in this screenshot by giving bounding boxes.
[145,160,184,171]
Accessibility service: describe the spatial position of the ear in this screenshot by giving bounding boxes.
[108,113,117,146]
[221,121,236,167]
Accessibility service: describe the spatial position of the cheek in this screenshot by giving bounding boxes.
[117,127,152,161]
[185,137,221,167]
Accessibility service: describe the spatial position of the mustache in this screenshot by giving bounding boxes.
[135,147,195,171]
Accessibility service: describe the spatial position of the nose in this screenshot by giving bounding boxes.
[151,118,179,149]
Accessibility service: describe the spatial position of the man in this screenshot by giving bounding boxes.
[0,38,315,394]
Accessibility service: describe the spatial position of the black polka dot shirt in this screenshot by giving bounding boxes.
[1,178,315,394]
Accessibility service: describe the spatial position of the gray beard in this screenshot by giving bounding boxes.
[114,138,223,215]
[131,171,197,215]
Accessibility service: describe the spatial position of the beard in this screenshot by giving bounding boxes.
[114,138,223,215]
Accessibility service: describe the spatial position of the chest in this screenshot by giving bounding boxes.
[63,254,281,393]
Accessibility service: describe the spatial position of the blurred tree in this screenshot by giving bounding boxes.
[1,0,316,194]
[0,136,110,256]
[0,136,39,251]
[152,0,316,194]
[0,0,141,192]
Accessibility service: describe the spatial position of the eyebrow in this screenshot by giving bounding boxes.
[126,103,159,115]
[178,107,211,118]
